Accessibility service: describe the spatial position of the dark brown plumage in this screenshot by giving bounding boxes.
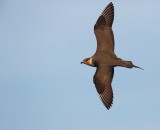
[81,2,143,110]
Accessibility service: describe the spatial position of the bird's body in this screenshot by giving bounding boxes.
[81,2,143,110]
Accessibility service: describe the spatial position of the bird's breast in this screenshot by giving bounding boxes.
[93,54,116,67]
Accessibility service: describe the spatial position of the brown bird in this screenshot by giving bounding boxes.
[81,2,143,110]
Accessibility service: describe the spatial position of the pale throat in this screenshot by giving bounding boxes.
[88,58,93,66]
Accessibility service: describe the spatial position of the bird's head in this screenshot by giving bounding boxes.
[125,61,144,70]
[81,57,95,67]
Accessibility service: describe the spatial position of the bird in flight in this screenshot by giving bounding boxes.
[81,2,143,110]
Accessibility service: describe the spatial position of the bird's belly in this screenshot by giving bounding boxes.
[93,52,117,66]
[97,57,115,67]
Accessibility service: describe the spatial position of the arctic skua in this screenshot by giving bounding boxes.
[81,2,143,110]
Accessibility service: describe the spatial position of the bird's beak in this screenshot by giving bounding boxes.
[81,61,84,64]
[133,65,144,70]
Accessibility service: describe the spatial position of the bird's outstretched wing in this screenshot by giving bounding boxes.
[94,2,115,53]
[95,2,114,28]
[93,66,114,109]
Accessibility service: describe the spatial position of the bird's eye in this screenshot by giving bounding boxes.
[85,58,89,62]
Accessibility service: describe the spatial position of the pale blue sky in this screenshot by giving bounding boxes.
[0,0,160,130]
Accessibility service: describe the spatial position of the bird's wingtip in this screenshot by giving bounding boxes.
[109,2,114,6]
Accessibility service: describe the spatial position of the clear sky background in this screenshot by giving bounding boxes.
[0,0,160,130]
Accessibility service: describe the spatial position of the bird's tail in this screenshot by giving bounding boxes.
[133,65,144,70]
